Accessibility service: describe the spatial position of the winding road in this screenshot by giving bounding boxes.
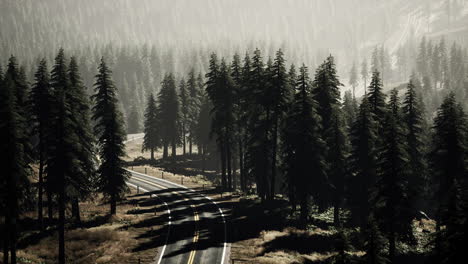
[125,135,228,264]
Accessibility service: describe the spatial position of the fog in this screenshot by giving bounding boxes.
[2,0,467,73]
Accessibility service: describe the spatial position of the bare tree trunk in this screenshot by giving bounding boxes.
[163,142,168,159]
[3,218,9,264]
[183,125,186,155]
[232,149,237,190]
[171,139,176,158]
[333,199,341,227]
[389,226,395,263]
[150,148,154,160]
[226,141,232,191]
[220,144,227,191]
[72,199,81,223]
[58,184,65,264]
[110,193,116,215]
[189,137,193,155]
[238,140,245,192]
[270,118,278,200]
[38,153,44,231]
[47,190,53,224]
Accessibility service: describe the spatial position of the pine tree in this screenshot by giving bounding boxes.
[179,78,189,155]
[371,47,381,74]
[268,49,290,199]
[231,53,242,190]
[342,90,358,133]
[282,65,326,225]
[196,91,212,171]
[375,89,414,263]
[417,37,428,78]
[349,62,358,98]
[92,57,129,215]
[142,93,159,160]
[206,54,236,190]
[349,97,378,228]
[402,79,428,214]
[361,59,369,94]
[363,216,388,264]
[245,48,270,200]
[430,93,468,263]
[47,48,75,264]
[0,71,31,264]
[158,73,179,158]
[29,59,51,230]
[68,57,95,222]
[238,52,253,192]
[127,106,140,134]
[312,55,343,214]
[367,71,387,128]
[187,69,201,155]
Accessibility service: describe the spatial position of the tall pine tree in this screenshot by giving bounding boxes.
[142,93,160,160]
[92,57,129,215]
[158,73,180,158]
[430,93,468,263]
[29,59,51,230]
[375,89,414,262]
[282,65,327,225]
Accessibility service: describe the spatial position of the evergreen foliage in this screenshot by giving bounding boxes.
[142,93,160,160]
[92,57,129,215]
[282,65,327,224]
[157,73,180,158]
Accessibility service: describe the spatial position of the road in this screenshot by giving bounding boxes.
[125,135,228,264]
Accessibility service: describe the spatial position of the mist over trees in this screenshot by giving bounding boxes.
[1,0,468,263]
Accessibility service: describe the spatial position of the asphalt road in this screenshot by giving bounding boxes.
[124,133,227,264]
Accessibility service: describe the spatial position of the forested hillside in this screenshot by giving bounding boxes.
[1,0,468,132]
[1,2,468,263]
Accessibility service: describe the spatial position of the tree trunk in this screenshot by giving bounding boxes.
[110,193,116,215]
[238,139,245,192]
[197,142,201,156]
[226,141,232,191]
[270,118,278,200]
[10,223,16,264]
[72,199,81,223]
[47,190,53,225]
[58,185,65,264]
[300,196,308,227]
[333,200,341,227]
[189,137,193,155]
[150,148,154,160]
[220,144,227,191]
[232,150,237,190]
[7,159,17,264]
[38,154,44,231]
[183,125,186,155]
[389,227,395,263]
[3,218,9,264]
[171,139,176,158]
[201,144,206,173]
[163,142,168,159]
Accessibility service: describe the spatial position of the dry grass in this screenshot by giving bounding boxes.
[20,228,136,264]
[231,228,342,264]
[130,165,213,190]
[3,188,165,264]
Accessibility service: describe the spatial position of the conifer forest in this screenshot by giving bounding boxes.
[1,1,468,264]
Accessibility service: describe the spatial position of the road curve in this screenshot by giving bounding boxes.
[126,170,227,264]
